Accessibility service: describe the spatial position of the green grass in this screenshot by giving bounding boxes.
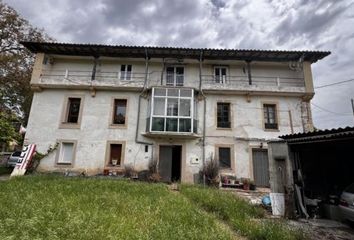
[0,176,306,240]
[180,185,307,240]
[0,175,235,240]
[0,166,12,175]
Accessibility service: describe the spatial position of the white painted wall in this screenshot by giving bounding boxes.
[25,89,151,175]
[25,56,308,183]
[202,94,303,179]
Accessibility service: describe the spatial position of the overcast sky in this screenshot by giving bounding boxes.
[5,0,354,130]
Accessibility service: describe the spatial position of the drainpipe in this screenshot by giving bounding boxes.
[246,60,252,85]
[160,58,165,85]
[91,56,99,81]
[199,50,207,185]
[90,56,99,97]
[198,50,203,91]
[134,48,153,167]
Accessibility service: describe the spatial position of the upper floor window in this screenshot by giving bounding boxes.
[113,99,127,125]
[60,96,84,129]
[166,66,184,86]
[217,102,231,128]
[66,98,81,123]
[263,104,278,130]
[214,67,227,84]
[120,65,132,80]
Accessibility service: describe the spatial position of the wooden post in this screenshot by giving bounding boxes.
[288,110,294,134]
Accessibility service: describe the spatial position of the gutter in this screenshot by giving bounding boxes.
[134,48,153,166]
[199,50,207,185]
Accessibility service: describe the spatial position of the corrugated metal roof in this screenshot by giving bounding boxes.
[279,126,354,143]
[20,41,330,63]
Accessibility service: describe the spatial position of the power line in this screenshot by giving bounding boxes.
[311,102,352,116]
[314,78,354,89]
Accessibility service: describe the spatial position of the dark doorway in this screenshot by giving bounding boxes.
[252,149,270,187]
[159,145,182,182]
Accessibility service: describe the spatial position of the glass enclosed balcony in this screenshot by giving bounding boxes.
[145,87,198,137]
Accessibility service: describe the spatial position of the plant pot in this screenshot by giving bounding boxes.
[111,159,118,166]
[250,184,256,190]
[243,184,250,190]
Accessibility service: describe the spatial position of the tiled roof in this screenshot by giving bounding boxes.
[279,126,354,143]
[21,41,330,63]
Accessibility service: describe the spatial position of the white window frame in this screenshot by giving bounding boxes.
[165,66,184,86]
[55,140,77,166]
[214,66,228,84]
[120,64,132,80]
[149,88,194,133]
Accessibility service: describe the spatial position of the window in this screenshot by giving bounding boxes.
[106,142,125,167]
[109,144,122,166]
[166,66,184,86]
[66,98,81,123]
[113,99,127,125]
[218,147,231,168]
[217,103,231,128]
[57,142,75,165]
[60,96,84,129]
[214,67,227,83]
[120,64,132,80]
[150,88,196,133]
[263,104,278,130]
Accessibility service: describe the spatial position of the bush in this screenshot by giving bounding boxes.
[200,158,219,186]
[147,159,161,182]
[124,164,137,178]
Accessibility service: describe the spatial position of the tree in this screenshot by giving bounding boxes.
[0,1,52,147]
[0,111,20,149]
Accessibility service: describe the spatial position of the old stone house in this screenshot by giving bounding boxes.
[22,42,329,184]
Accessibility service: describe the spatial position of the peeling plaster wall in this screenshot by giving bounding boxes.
[202,94,303,179]
[25,56,311,183]
[25,89,152,175]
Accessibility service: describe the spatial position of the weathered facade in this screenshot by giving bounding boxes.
[22,42,329,184]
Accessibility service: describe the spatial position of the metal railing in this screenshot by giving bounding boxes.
[202,75,305,88]
[38,70,305,89]
[40,70,145,86]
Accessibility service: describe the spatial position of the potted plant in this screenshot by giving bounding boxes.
[250,180,256,190]
[242,178,250,190]
[111,159,118,166]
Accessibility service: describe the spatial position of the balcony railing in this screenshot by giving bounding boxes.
[37,69,305,92]
[202,75,305,88]
[39,70,145,87]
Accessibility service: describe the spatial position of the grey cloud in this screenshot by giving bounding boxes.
[274,1,348,45]
[4,0,354,129]
[211,0,225,9]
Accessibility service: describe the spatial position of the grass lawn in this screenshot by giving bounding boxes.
[0,175,235,240]
[0,176,306,240]
[180,185,306,240]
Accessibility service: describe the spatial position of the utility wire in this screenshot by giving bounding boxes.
[311,102,352,116]
[314,78,354,89]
